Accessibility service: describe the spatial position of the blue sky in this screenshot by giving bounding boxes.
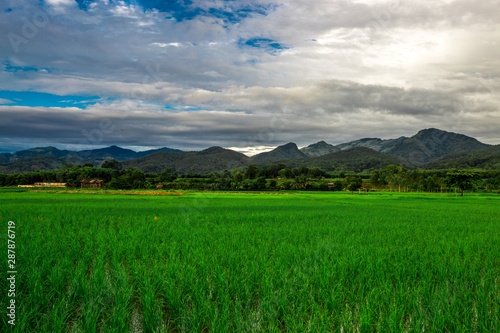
[0,90,99,108]
[75,0,276,22]
[0,0,499,153]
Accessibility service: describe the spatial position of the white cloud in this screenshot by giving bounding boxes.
[228,146,277,156]
[109,2,141,18]
[150,42,182,48]
[44,0,74,6]
[43,0,78,13]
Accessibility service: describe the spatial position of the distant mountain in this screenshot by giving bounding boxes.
[124,146,408,174]
[136,147,183,158]
[385,128,490,164]
[300,141,339,157]
[273,147,409,173]
[0,153,12,164]
[423,145,500,169]
[331,129,489,165]
[0,145,183,164]
[122,147,249,174]
[0,156,84,174]
[335,137,407,153]
[77,145,138,161]
[7,146,75,162]
[251,143,307,163]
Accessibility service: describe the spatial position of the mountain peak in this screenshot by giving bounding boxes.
[251,142,307,163]
[334,136,404,153]
[418,127,442,133]
[199,146,227,154]
[415,128,448,137]
[278,142,299,150]
[197,146,249,158]
[105,145,129,151]
[387,128,490,164]
[300,140,339,157]
[309,140,330,147]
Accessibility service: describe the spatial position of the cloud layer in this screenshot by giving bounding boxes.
[1,0,499,152]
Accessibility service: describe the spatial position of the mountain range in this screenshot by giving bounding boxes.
[121,147,249,174]
[0,145,182,174]
[1,128,498,174]
[0,145,182,164]
[299,128,489,164]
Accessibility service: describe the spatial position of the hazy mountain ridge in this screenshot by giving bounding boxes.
[122,147,250,174]
[385,128,489,164]
[300,141,339,157]
[326,128,489,164]
[7,146,75,162]
[0,153,12,164]
[0,145,183,164]
[0,156,84,174]
[0,129,496,174]
[334,137,408,152]
[423,145,500,169]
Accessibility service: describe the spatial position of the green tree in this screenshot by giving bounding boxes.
[423,175,439,192]
[292,166,309,177]
[245,164,259,180]
[159,168,177,182]
[109,168,147,189]
[484,177,500,191]
[333,180,343,191]
[294,175,309,190]
[231,169,244,182]
[101,159,123,170]
[370,170,387,187]
[308,167,327,179]
[445,170,480,196]
[278,168,293,179]
[254,176,267,190]
[343,176,362,194]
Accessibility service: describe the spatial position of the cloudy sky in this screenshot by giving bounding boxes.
[1,0,499,154]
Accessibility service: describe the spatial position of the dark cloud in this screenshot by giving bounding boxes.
[1,78,497,153]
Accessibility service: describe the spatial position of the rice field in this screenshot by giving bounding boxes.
[1,190,499,332]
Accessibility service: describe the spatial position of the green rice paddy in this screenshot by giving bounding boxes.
[1,190,499,332]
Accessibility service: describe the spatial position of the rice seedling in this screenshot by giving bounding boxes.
[0,191,499,332]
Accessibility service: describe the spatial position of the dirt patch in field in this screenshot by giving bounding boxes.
[29,190,184,196]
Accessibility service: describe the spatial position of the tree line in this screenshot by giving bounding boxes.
[370,165,500,195]
[1,160,499,194]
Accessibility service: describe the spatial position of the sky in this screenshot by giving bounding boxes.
[1,0,499,154]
